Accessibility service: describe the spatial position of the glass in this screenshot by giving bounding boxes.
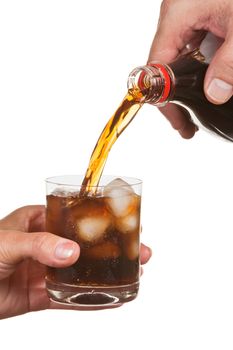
[45,175,142,307]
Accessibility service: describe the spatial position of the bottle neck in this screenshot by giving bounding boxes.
[127,63,174,106]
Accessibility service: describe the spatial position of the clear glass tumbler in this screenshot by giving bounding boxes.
[45,175,142,307]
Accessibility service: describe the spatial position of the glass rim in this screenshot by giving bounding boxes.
[45,174,142,188]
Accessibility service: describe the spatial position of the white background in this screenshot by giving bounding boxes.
[1,1,233,349]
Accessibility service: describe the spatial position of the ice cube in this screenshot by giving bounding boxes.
[83,241,120,259]
[104,178,134,198]
[126,239,139,260]
[124,232,139,260]
[104,178,138,218]
[77,216,111,243]
[116,213,140,233]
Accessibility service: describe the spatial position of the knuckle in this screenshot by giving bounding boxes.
[160,0,178,14]
[31,232,49,253]
[160,0,171,14]
[221,55,233,75]
[213,44,233,84]
[215,65,233,86]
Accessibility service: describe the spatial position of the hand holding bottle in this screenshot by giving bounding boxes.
[148,0,233,138]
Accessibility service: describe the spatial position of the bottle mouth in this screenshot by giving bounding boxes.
[127,65,164,103]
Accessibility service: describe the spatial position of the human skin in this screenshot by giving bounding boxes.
[0,205,151,319]
[148,0,233,138]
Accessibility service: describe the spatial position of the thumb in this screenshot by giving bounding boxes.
[204,37,233,104]
[0,230,80,278]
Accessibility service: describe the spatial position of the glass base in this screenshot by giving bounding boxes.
[46,279,139,307]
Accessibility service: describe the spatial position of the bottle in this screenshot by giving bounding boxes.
[127,49,233,141]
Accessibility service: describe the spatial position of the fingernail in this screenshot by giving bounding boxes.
[55,241,75,260]
[207,78,233,103]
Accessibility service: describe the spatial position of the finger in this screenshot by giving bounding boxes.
[148,2,205,64]
[204,34,233,104]
[159,103,197,139]
[148,3,182,63]
[178,122,197,139]
[0,230,80,278]
[0,205,46,232]
[140,243,152,265]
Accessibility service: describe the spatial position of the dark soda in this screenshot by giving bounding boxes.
[46,177,141,305]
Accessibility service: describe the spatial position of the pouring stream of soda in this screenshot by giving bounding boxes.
[80,90,145,195]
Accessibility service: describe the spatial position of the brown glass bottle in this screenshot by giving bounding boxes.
[128,50,233,141]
